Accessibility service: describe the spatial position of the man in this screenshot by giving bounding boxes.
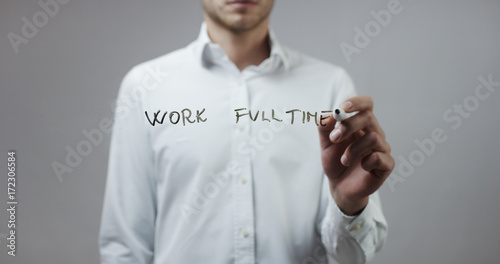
[99,1,394,263]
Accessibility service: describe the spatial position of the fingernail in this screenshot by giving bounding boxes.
[339,101,352,111]
[330,129,341,143]
[341,154,349,166]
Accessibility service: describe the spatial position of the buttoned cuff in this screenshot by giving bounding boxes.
[327,194,376,237]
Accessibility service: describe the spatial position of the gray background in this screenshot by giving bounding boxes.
[1,0,499,263]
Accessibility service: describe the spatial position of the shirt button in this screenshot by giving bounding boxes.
[240,177,247,184]
[351,225,361,231]
[238,124,245,131]
[242,229,249,237]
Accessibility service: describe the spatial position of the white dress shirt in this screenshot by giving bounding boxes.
[99,23,388,264]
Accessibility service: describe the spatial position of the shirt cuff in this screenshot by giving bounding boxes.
[326,194,376,238]
[321,192,387,263]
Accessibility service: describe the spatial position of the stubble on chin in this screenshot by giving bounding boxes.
[203,1,272,33]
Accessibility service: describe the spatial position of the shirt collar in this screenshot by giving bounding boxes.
[195,22,290,72]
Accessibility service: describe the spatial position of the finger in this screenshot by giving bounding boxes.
[322,134,356,175]
[341,132,390,166]
[339,96,374,113]
[361,152,395,178]
[330,111,385,143]
[318,112,336,149]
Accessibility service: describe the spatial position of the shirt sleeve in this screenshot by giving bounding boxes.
[319,68,388,264]
[99,66,157,264]
[320,189,388,264]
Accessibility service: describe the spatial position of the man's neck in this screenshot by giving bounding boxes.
[204,17,271,71]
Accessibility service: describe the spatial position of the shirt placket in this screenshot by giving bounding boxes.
[231,73,256,264]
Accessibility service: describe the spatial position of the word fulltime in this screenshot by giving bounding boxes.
[235,108,332,126]
[144,108,335,127]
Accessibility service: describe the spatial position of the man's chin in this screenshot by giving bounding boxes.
[223,20,258,32]
[221,15,262,32]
